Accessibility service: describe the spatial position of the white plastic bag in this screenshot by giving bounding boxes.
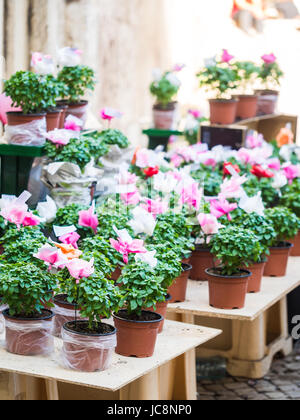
[4,118,47,146]
[52,304,88,338]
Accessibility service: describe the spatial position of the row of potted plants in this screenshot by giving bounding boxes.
[150,50,283,129]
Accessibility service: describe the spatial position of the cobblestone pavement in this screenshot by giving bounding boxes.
[197,350,300,400]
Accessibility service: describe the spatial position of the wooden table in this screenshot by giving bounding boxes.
[167,258,300,379]
[0,320,221,401]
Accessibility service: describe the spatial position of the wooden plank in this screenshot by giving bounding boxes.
[168,257,300,322]
[0,320,221,393]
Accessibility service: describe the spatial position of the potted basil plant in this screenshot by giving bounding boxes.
[208,226,263,309]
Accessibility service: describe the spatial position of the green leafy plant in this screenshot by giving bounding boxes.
[244,176,280,207]
[0,263,57,317]
[280,181,300,218]
[81,236,123,271]
[235,61,260,94]
[4,71,66,114]
[146,244,182,289]
[150,71,181,108]
[57,66,96,103]
[96,129,130,149]
[49,203,89,235]
[197,63,239,99]
[210,226,263,276]
[96,200,132,241]
[118,261,166,315]
[265,207,300,245]
[258,60,283,90]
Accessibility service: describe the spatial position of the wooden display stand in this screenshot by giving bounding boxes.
[0,320,221,401]
[167,258,300,379]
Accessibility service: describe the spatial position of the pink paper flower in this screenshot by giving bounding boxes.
[283,164,300,184]
[171,154,184,168]
[141,199,168,217]
[59,232,80,249]
[180,182,203,211]
[198,213,223,236]
[78,203,98,234]
[31,52,54,75]
[66,258,95,283]
[173,63,185,72]
[22,212,41,227]
[237,148,252,165]
[188,109,203,119]
[64,115,83,132]
[100,108,123,121]
[120,190,141,206]
[46,129,75,146]
[118,170,138,185]
[262,53,276,64]
[267,158,281,171]
[204,158,217,167]
[219,176,247,199]
[135,149,150,168]
[109,229,147,264]
[1,206,27,229]
[221,49,234,63]
[246,134,264,149]
[34,244,68,270]
[210,198,238,221]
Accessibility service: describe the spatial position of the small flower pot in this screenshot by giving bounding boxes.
[289,231,300,257]
[56,100,69,128]
[209,99,237,125]
[65,100,88,127]
[153,102,177,130]
[244,261,266,294]
[3,309,54,356]
[113,310,162,358]
[264,242,293,277]
[6,111,47,146]
[168,264,192,303]
[53,294,86,338]
[190,247,215,281]
[62,321,116,372]
[206,268,251,310]
[46,109,62,132]
[235,95,258,120]
[255,90,279,116]
[110,267,122,282]
[147,294,172,334]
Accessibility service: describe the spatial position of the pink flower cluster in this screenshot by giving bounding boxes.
[0,192,40,230]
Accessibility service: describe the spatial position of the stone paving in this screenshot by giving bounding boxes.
[197,346,300,400]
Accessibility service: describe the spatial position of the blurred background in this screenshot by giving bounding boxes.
[0,0,299,144]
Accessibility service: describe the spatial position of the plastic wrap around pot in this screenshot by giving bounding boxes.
[4,118,47,146]
[52,304,88,338]
[65,103,88,127]
[0,304,8,334]
[61,325,116,372]
[5,316,54,356]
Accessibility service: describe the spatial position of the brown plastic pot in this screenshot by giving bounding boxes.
[62,321,116,372]
[244,261,266,293]
[65,100,88,126]
[255,90,279,115]
[53,294,85,338]
[46,109,62,132]
[147,295,172,334]
[113,310,162,358]
[56,101,69,129]
[264,242,293,277]
[110,267,122,282]
[3,309,54,356]
[209,99,237,125]
[289,231,300,257]
[168,264,192,303]
[190,247,214,281]
[206,268,251,310]
[6,111,46,126]
[153,102,177,130]
[236,95,258,120]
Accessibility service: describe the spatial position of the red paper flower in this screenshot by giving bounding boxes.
[144,166,159,178]
[223,162,241,177]
[251,165,274,179]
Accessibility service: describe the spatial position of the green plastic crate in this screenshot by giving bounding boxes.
[143,129,183,151]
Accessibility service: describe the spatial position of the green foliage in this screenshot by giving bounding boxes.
[235,61,260,93]
[81,236,123,270]
[280,181,300,218]
[0,226,45,246]
[118,261,166,315]
[258,61,284,90]
[4,71,66,114]
[0,263,57,317]
[184,117,208,145]
[45,135,109,170]
[96,129,129,149]
[191,169,223,197]
[96,200,132,240]
[197,64,239,99]
[210,226,263,276]
[150,72,180,108]
[57,66,96,103]
[147,243,182,289]
[265,207,300,245]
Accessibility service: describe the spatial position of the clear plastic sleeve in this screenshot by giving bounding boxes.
[52,304,88,338]
[4,118,47,146]
[66,104,88,126]
[5,317,54,356]
[0,305,8,335]
[50,186,93,207]
[61,326,116,372]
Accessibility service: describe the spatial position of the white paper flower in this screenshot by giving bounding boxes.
[58,47,82,67]
[152,68,163,82]
[165,72,181,87]
[239,192,265,217]
[135,250,158,269]
[204,56,217,67]
[31,53,55,75]
[279,145,292,162]
[128,206,157,237]
[153,172,178,194]
[37,196,57,223]
[272,172,288,190]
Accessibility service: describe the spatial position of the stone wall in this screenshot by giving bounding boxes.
[0,0,171,144]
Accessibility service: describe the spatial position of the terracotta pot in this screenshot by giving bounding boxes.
[56,101,69,129]
[62,321,116,372]
[110,267,122,282]
[153,102,177,130]
[244,261,266,293]
[264,242,293,277]
[289,231,300,257]
[65,101,88,127]
[190,247,215,281]
[147,295,172,334]
[6,112,47,146]
[206,268,251,310]
[255,90,279,116]
[236,95,258,120]
[53,294,86,338]
[113,310,162,358]
[168,264,192,303]
[46,109,62,132]
[6,111,46,126]
[209,99,237,125]
[3,309,54,356]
